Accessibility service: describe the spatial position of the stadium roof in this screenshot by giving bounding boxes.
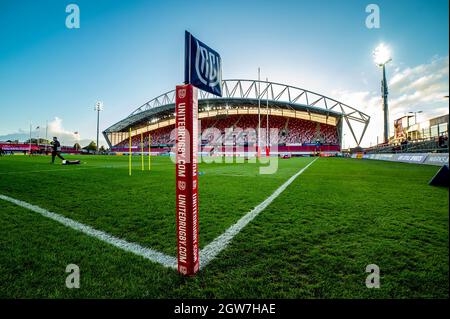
[103,79,370,146]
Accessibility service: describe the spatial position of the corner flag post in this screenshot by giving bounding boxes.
[176,31,222,276]
[175,84,199,276]
[129,128,132,176]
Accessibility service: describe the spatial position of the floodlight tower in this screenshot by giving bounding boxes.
[94,101,104,153]
[373,44,392,144]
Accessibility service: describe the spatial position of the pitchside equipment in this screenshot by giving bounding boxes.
[429,165,449,187]
[175,31,222,276]
[62,160,80,165]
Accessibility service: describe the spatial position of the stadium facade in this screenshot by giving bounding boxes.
[103,79,370,155]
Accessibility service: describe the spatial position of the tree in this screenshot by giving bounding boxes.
[24,138,50,145]
[99,145,106,152]
[83,141,97,153]
[39,138,50,145]
[24,138,37,144]
[73,143,81,150]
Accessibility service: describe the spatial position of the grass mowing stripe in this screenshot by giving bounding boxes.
[0,194,177,269]
[0,164,130,175]
[0,157,447,297]
[199,157,318,269]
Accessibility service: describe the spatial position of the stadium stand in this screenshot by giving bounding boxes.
[112,114,340,150]
[366,134,449,154]
[104,79,373,153]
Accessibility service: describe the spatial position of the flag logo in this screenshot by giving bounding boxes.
[194,39,221,88]
[185,31,222,97]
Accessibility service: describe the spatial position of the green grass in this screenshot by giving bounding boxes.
[0,154,448,298]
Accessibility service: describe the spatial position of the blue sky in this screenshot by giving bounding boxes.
[0,0,448,147]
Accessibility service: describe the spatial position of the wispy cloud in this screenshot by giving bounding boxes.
[0,117,94,146]
[333,55,449,147]
[388,56,449,119]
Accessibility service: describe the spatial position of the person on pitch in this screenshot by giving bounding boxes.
[50,136,65,164]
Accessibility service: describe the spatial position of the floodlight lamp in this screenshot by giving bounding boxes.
[373,43,392,66]
[95,101,104,111]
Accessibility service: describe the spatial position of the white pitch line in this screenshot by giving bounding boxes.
[210,173,252,177]
[0,194,177,270]
[1,157,317,272]
[199,157,318,269]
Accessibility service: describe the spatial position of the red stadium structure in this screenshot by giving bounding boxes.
[103,79,370,156]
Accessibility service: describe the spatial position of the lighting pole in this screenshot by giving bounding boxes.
[36,126,40,150]
[94,101,104,153]
[45,120,48,153]
[29,123,32,155]
[445,96,449,137]
[373,44,392,144]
